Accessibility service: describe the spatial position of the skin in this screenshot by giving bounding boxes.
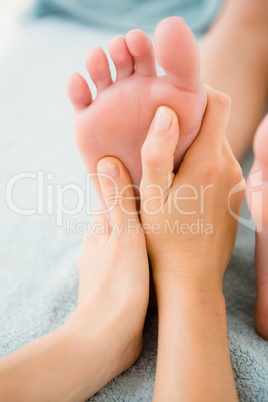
[2,2,267,398]
[200,0,268,162]
[0,87,244,401]
[67,17,207,194]
[246,114,268,339]
[200,0,268,339]
[139,86,244,401]
[0,170,149,401]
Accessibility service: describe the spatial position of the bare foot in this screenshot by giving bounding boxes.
[200,0,268,162]
[246,114,268,339]
[67,17,206,197]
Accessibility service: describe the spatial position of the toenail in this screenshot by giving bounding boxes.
[153,106,172,131]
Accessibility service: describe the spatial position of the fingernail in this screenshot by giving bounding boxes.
[153,106,172,131]
[97,160,120,178]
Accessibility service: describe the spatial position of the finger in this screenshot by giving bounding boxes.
[140,106,179,208]
[90,202,108,225]
[187,85,231,160]
[82,203,110,241]
[97,156,139,229]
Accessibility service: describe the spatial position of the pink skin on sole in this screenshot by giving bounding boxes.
[67,17,207,197]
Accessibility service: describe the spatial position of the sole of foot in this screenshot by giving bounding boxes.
[67,17,207,197]
[246,114,268,339]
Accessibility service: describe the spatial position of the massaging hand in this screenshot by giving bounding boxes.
[140,85,245,292]
[0,157,150,402]
[70,157,150,397]
[138,86,242,402]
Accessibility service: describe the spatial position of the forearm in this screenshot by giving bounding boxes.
[0,318,112,402]
[153,274,238,402]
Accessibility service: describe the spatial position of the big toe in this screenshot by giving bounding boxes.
[154,17,201,91]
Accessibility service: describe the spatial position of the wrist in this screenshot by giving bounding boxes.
[157,280,226,323]
[153,266,224,303]
[64,303,143,398]
[0,322,110,402]
[62,315,119,400]
[153,278,236,402]
[158,279,225,320]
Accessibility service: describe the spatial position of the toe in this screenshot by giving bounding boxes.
[109,35,134,80]
[154,17,201,91]
[67,72,92,112]
[86,47,113,92]
[126,29,156,76]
